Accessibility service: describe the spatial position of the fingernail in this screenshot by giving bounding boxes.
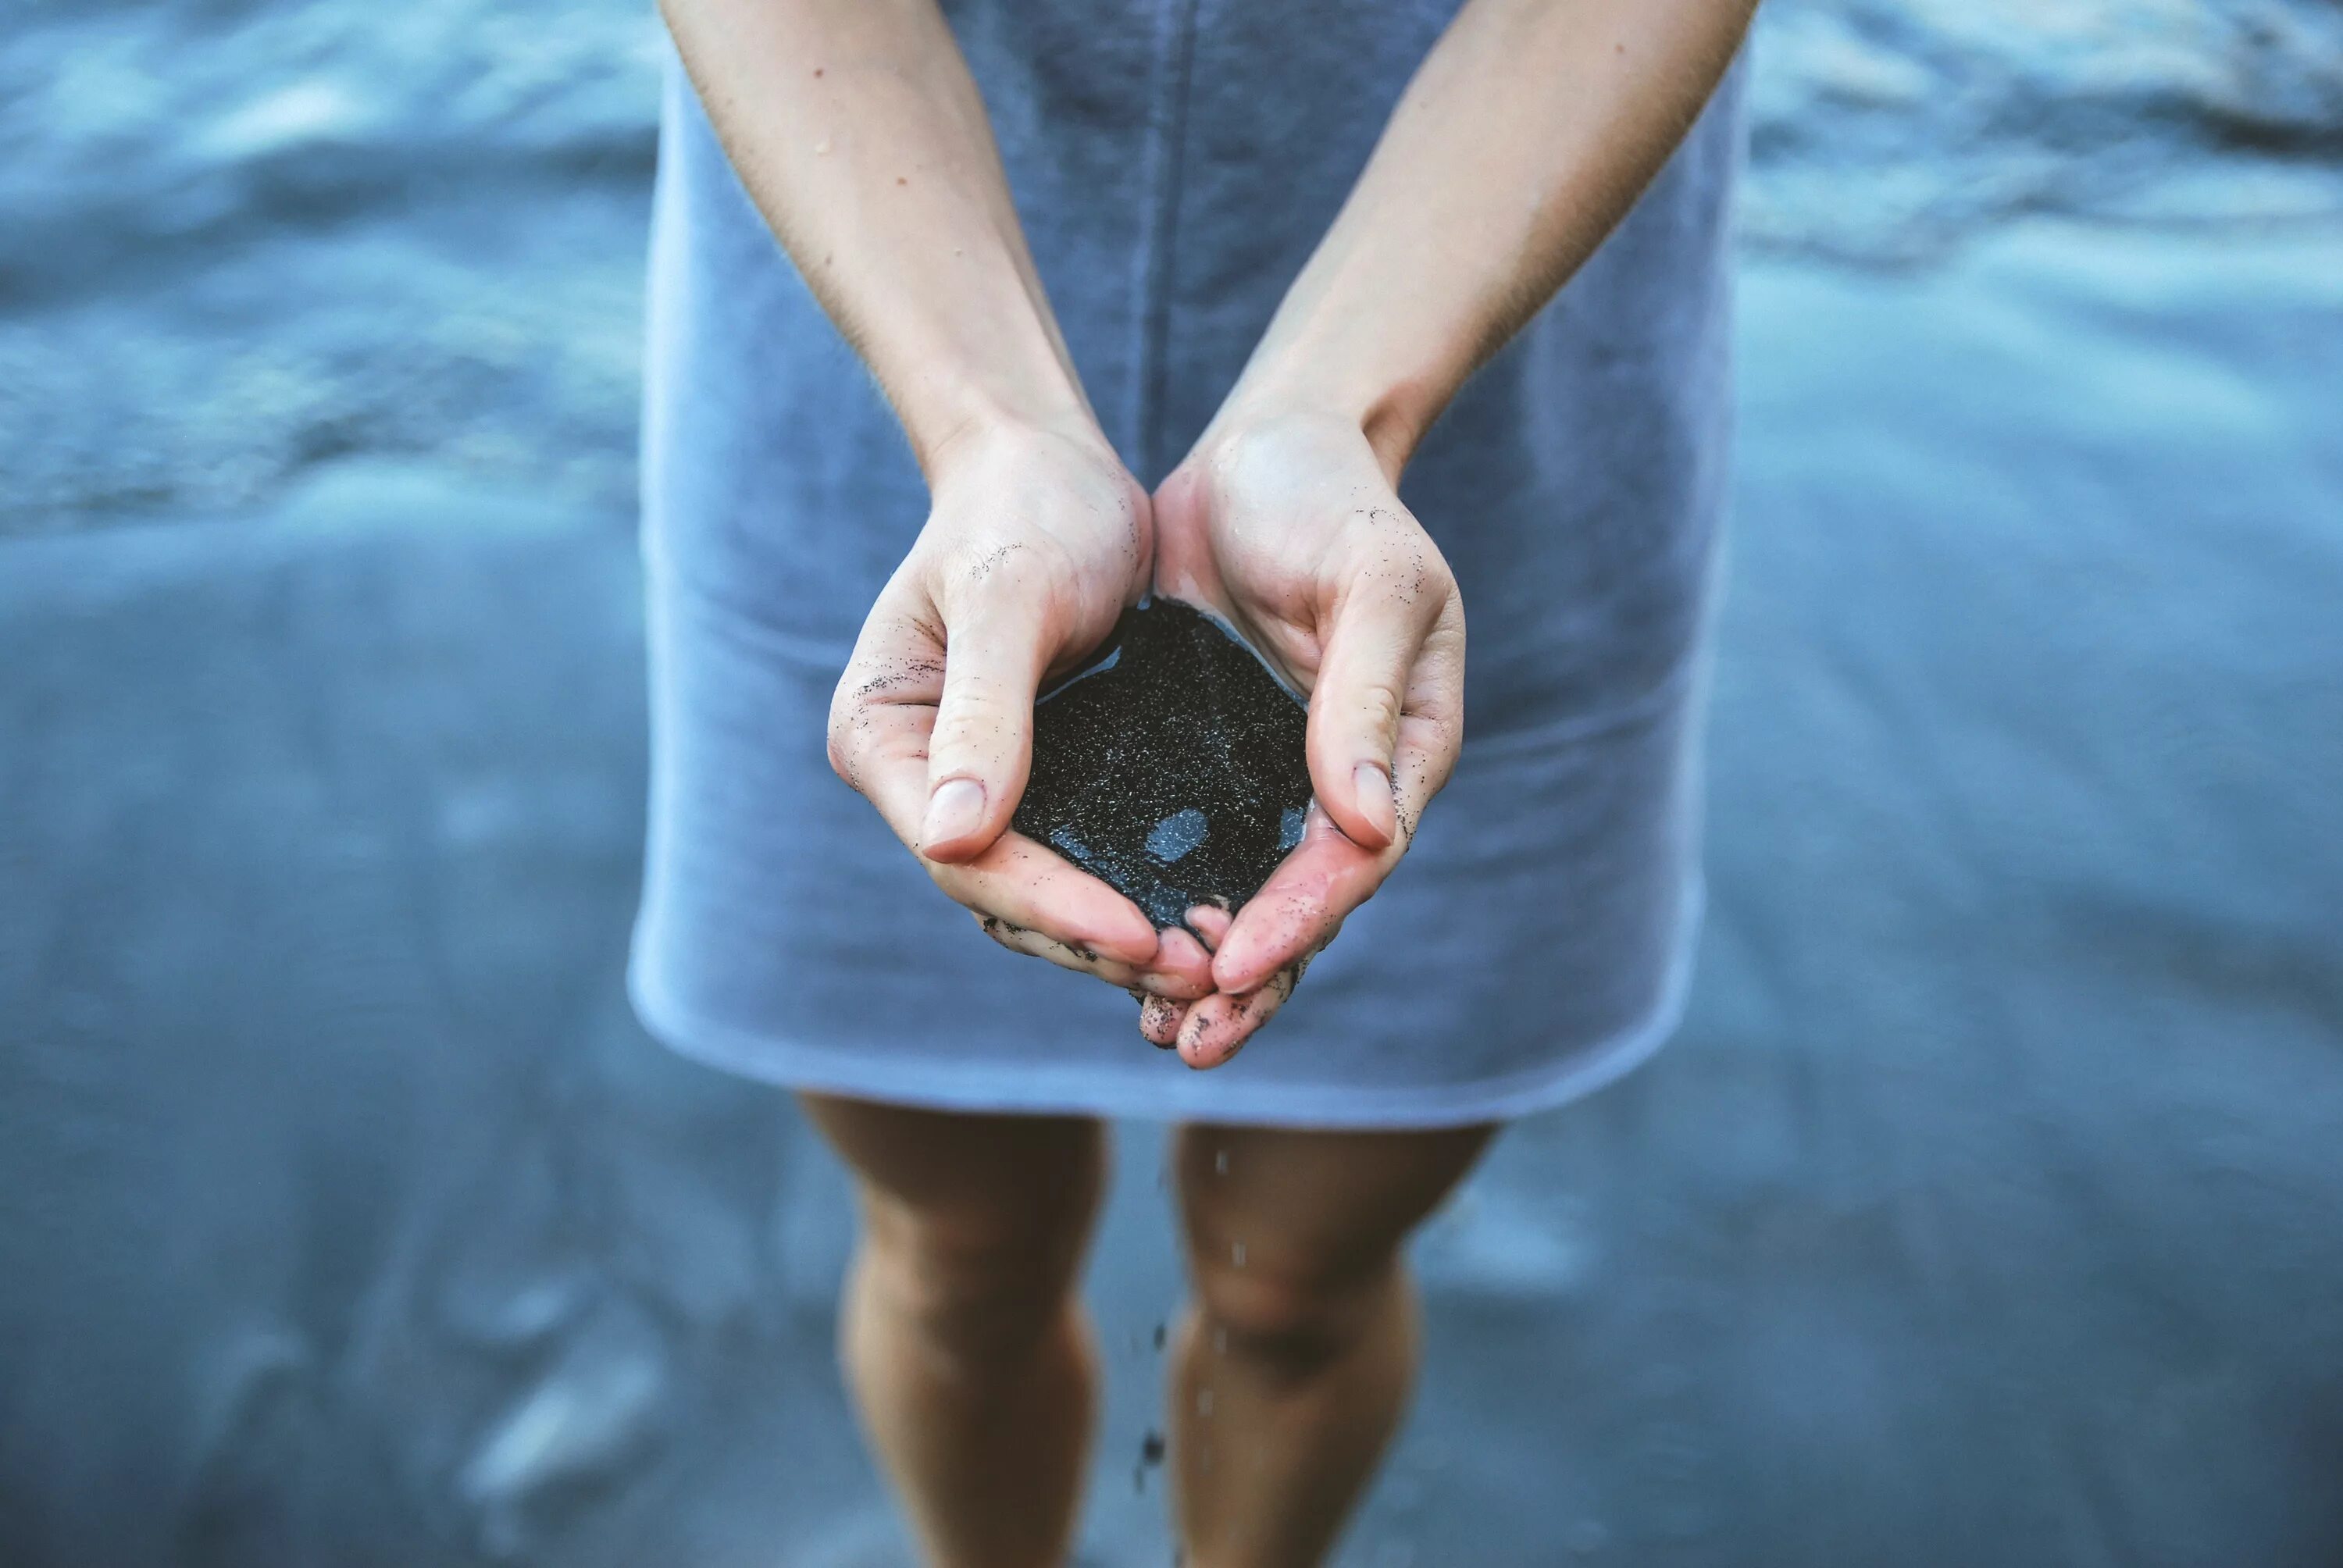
[1353,761,1394,839]
[922,777,986,850]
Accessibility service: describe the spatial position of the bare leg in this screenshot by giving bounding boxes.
[801,1093,1108,1568]
[1170,1121,1497,1568]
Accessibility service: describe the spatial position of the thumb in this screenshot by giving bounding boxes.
[921,604,1046,864]
[1306,584,1424,853]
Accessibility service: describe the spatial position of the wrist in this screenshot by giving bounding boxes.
[922,401,1128,499]
[916,393,1114,490]
[886,280,1105,483]
[1205,374,1433,488]
[1216,352,1445,485]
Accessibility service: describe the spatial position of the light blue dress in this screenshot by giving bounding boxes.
[629,1,1746,1129]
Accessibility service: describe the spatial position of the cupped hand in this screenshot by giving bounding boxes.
[1142,410,1467,1067]
[828,419,1217,1000]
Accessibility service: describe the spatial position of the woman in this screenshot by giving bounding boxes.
[629,0,1753,1561]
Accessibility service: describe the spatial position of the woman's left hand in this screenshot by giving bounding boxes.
[1139,408,1466,1068]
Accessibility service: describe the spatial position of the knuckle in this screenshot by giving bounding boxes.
[1357,679,1404,739]
[824,703,867,791]
[940,665,1014,707]
[825,730,858,789]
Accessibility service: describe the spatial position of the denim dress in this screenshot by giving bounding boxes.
[629,1,1746,1128]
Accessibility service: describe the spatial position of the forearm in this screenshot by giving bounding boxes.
[1225,0,1756,474]
[662,0,1095,473]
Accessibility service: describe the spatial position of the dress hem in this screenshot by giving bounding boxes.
[626,877,1704,1131]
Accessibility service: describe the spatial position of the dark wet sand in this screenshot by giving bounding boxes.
[1015,597,1311,933]
[3,219,2339,1565]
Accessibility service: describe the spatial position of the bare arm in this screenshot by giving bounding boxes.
[662,0,1091,468]
[1225,0,1758,474]
[665,0,1218,999]
[1154,0,1756,1062]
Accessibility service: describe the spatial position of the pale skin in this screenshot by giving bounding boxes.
[661,0,1756,1561]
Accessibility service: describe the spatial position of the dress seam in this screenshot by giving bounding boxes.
[1126,0,1201,481]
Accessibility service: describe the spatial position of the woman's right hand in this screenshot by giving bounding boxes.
[827,418,1218,1002]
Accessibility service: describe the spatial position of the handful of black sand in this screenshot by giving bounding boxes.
[1013,598,1312,932]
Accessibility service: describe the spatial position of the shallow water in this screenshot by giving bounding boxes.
[1749,0,2343,257]
[5,0,2341,537]
[3,3,2341,1566]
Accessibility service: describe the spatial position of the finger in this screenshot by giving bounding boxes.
[1215,593,1463,990]
[1385,594,1467,847]
[980,912,1137,978]
[1209,804,1374,996]
[828,587,946,802]
[936,829,1163,968]
[1138,995,1188,1047]
[976,913,1210,998]
[1306,533,1451,851]
[921,598,1050,864]
[833,610,1164,968]
[1154,926,1216,993]
[1185,903,1234,952]
[840,679,1161,963]
[1176,965,1300,1069]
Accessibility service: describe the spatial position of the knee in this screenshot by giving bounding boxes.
[1189,1243,1396,1384]
[858,1188,1096,1370]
